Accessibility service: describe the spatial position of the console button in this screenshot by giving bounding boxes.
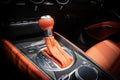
[48,62,57,68]
[36,52,58,69]
[27,47,37,54]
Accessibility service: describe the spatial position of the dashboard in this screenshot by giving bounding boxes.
[0,0,101,20]
[0,0,102,40]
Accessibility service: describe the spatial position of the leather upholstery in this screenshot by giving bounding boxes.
[42,36,73,68]
[38,17,54,31]
[2,39,49,80]
[86,40,120,79]
[85,21,120,40]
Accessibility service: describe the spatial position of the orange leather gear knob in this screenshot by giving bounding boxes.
[38,15,54,31]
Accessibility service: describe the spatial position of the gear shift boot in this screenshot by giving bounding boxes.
[41,36,73,68]
[37,44,74,71]
[14,33,75,71]
[38,15,73,68]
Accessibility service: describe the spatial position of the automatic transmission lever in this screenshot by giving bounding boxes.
[38,15,73,68]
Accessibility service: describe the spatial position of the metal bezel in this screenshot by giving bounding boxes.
[56,0,70,5]
[29,0,45,5]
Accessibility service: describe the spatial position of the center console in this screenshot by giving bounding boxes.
[1,15,115,80]
[0,0,118,79]
[7,32,114,80]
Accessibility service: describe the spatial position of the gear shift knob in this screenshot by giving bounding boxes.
[38,15,54,31]
[38,15,73,68]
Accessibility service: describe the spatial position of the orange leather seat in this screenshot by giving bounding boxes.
[86,40,120,79]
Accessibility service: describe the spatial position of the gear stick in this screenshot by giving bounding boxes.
[38,15,73,68]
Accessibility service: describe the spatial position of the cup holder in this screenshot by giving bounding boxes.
[75,65,98,80]
[35,46,75,71]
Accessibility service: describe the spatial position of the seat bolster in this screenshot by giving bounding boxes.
[86,40,120,71]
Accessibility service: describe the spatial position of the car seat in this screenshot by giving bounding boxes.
[86,39,120,80]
